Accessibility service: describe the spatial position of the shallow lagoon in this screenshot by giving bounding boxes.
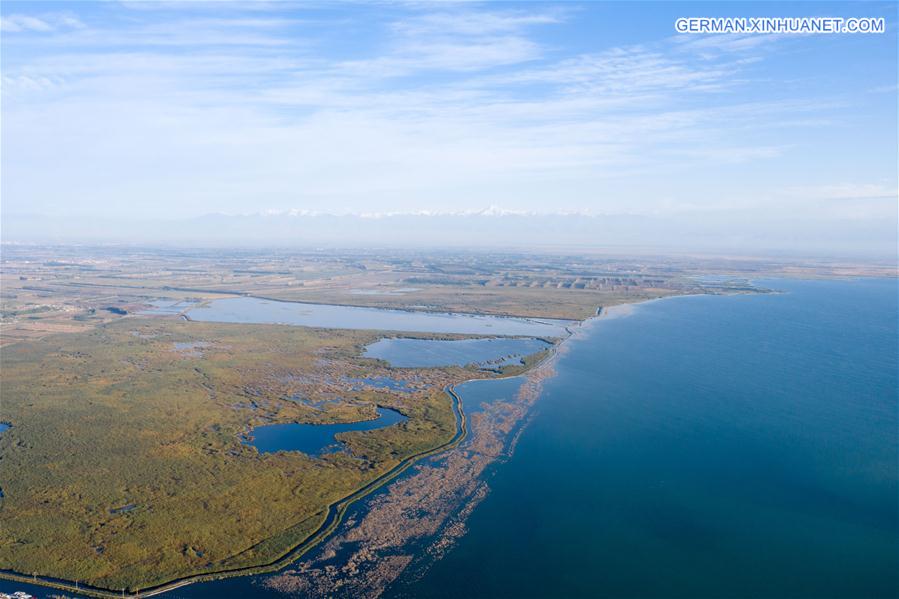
[453,376,525,415]
[187,297,572,337]
[364,337,551,368]
[244,407,407,456]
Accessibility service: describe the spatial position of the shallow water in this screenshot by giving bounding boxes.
[364,337,550,368]
[187,297,572,336]
[453,376,526,415]
[345,375,418,393]
[394,278,899,598]
[109,503,138,515]
[244,407,408,455]
[140,299,199,315]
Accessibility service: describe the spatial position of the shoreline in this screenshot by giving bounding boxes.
[0,289,724,598]
[261,313,581,597]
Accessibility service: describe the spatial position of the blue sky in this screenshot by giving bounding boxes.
[2,1,896,230]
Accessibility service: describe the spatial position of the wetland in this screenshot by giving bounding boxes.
[4,247,890,598]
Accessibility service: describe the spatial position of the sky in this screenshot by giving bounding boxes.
[1,1,897,254]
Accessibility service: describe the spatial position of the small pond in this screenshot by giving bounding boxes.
[245,407,407,456]
[109,503,138,515]
[364,337,551,368]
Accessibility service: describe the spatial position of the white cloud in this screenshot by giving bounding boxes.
[0,3,889,228]
[489,46,737,98]
[338,36,542,76]
[336,8,558,77]
[670,32,783,55]
[392,10,562,36]
[1,14,53,32]
[1,13,85,33]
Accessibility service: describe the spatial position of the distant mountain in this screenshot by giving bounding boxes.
[2,210,895,258]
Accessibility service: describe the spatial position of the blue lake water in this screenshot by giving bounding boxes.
[364,337,551,368]
[187,297,572,337]
[393,278,898,598]
[245,407,407,456]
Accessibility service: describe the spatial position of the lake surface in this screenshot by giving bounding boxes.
[393,278,898,598]
[364,337,551,368]
[245,407,407,455]
[187,297,572,337]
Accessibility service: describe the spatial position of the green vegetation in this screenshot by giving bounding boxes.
[0,318,466,591]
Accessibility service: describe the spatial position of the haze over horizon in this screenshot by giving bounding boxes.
[1,1,896,257]
[4,209,897,260]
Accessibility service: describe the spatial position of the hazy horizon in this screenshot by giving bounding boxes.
[2,209,897,260]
